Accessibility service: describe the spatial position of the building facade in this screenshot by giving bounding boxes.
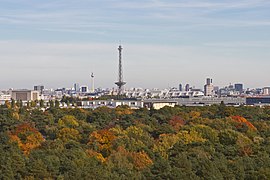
[11,90,40,101]
[204,78,214,96]
[246,97,270,105]
[235,84,243,93]
[34,85,44,94]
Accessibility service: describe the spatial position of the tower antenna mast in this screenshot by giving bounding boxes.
[115,44,126,97]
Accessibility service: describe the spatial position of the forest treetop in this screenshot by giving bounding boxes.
[1,104,270,179]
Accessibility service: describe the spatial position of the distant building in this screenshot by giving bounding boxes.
[179,84,183,91]
[74,83,80,92]
[34,85,44,94]
[262,87,270,95]
[79,100,144,109]
[81,86,88,93]
[177,96,245,106]
[204,78,214,96]
[185,84,190,91]
[246,97,270,105]
[0,92,11,105]
[144,99,178,109]
[213,86,219,94]
[11,90,40,101]
[206,78,212,85]
[235,84,243,92]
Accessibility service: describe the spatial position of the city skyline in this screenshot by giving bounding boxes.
[0,0,270,89]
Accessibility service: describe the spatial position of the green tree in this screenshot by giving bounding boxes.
[39,99,44,108]
[55,100,60,108]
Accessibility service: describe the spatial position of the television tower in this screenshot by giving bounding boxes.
[115,45,126,96]
[91,72,94,93]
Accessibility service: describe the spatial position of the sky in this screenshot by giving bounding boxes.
[0,0,270,90]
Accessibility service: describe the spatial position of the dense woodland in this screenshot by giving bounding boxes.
[1,101,270,179]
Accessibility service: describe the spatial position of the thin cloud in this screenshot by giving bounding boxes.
[113,0,270,9]
[0,0,269,34]
[204,41,270,48]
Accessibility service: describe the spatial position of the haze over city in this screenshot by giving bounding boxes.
[0,0,270,89]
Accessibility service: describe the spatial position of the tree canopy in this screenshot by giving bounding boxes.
[1,104,270,179]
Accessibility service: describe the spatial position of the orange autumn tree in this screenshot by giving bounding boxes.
[86,149,106,163]
[189,111,201,120]
[231,116,257,131]
[169,116,185,131]
[131,151,153,170]
[9,123,45,155]
[88,129,116,157]
[107,146,153,170]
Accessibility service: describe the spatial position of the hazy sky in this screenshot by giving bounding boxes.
[0,0,270,90]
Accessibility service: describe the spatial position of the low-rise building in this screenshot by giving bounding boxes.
[79,100,144,109]
[0,92,11,105]
[144,100,177,109]
[11,90,40,101]
[177,97,245,106]
[246,96,270,105]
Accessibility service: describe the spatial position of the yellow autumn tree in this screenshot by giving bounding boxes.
[58,115,79,128]
[121,126,153,151]
[236,133,253,156]
[153,134,179,159]
[189,111,201,120]
[57,127,81,143]
[88,129,116,156]
[177,130,206,144]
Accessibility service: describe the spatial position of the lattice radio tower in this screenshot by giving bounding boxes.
[115,45,126,96]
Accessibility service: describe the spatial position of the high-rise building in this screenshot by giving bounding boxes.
[234,84,243,92]
[204,78,214,96]
[206,78,212,85]
[34,85,44,94]
[81,86,88,93]
[179,84,183,91]
[74,83,80,92]
[185,84,190,91]
[263,87,270,95]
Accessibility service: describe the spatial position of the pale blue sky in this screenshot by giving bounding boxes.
[0,0,270,89]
